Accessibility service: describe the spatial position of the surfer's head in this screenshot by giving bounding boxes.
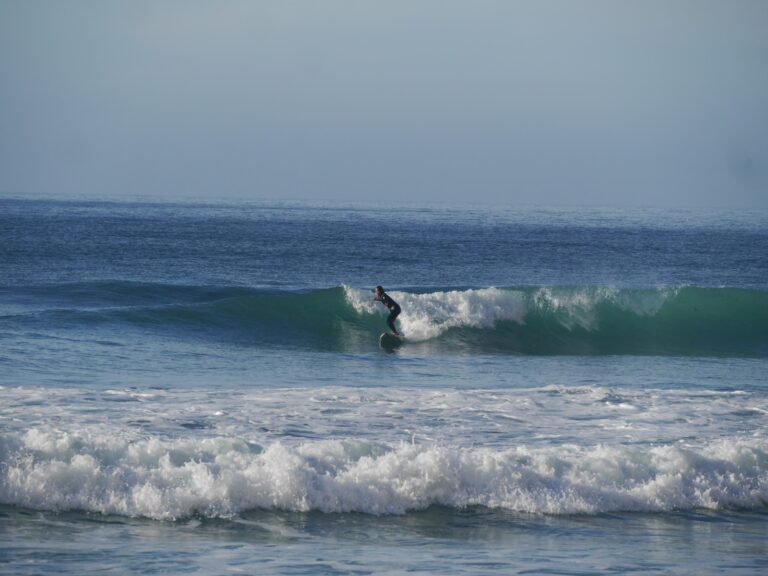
[375,286,384,296]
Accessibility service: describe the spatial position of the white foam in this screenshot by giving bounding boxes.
[345,286,527,341]
[531,286,676,331]
[2,430,766,519]
[3,383,767,519]
[343,286,676,339]
[3,385,767,453]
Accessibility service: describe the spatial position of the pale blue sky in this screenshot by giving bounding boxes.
[1,0,766,206]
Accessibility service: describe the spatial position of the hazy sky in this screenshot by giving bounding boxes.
[1,0,766,207]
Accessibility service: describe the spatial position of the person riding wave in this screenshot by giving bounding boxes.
[373,286,401,336]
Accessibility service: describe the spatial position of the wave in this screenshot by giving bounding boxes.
[3,282,768,356]
[1,429,766,519]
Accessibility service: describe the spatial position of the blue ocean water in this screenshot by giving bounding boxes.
[1,197,767,574]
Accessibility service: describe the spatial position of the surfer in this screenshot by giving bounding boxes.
[374,286,401,336]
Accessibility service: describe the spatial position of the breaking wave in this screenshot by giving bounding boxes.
[2,282,767,356]
[1,429,766,519]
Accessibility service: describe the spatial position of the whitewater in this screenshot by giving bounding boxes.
[3,385,767,519]
[1,198,767,575]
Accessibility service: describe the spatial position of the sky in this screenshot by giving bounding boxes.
[1,0,767,207]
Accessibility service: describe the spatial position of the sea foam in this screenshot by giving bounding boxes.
[344,285,679,340]
[345,286,529,341]
[2,429,766,520]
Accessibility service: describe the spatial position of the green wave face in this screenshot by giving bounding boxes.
[374,285,768,356]
[9,283,768,356]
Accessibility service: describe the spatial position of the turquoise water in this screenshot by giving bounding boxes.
[1,198,767,574]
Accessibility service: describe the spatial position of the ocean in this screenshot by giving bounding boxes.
[1,197,767,574]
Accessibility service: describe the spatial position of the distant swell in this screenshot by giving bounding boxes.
[3,282,767,356]
[1,430,766,519]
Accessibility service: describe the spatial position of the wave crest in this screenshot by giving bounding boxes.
[5,282,768,356]
[2,430,766,519]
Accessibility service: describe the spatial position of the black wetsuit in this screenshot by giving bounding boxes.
[376,292,401,334]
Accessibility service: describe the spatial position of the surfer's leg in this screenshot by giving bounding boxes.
[387,315,398,335]
[387,309,401,335]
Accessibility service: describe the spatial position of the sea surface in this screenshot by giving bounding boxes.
[1,197,767,575]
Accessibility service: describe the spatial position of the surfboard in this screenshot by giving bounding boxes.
[379,332,403,350]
